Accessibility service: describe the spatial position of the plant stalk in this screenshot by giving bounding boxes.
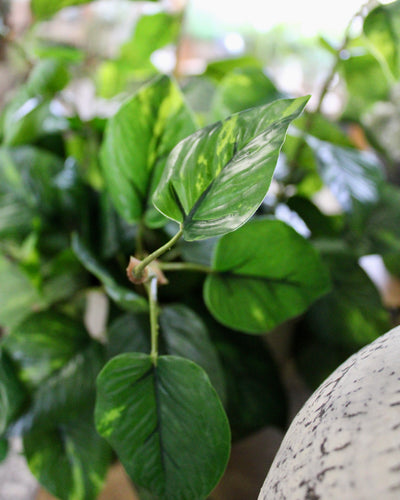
[131,225,183,282]
[146,273,160,365]
[159,262,213,273]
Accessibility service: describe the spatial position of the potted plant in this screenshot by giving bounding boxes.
[0,1,399,499]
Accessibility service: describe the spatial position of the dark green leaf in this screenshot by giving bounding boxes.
[100,75,196,227]
[300,252,390,349]
[4,312,90,387]
[153,96,309,241]
[106,313,151,359]
[0,255,44,329]
[204,218,331,333]
[72,234,148,313]
[24,410,112,500]
[0,146,67,219]
[95,353,230,499]
[17,342,105,432]
[0,348,27,433]
[159,304,226,403]
[306,136,385,212]
[0,438,8,462]
[287,195,344,239]
[211,67,282,120]
[348,183,400,256]
[363,0,400,80]
[106,305,226,403]
[210,322,287,440]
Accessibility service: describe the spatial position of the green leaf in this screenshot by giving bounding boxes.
[100,75,196,227]
[26,59,70,96]
[0,347,27,433]
[211,67,282,121]
[106,305,227,403]
[363,0,400,80]
[97,12,181,98]
[348,183,400,256]
[0,146,66,218]
[24,410,112,500]
[95,353,231,499]
[205,56,262,82]
[339,53,390,121]
[31,0,94,20]
[0,438,8,462]
[294,252,391,388]
[301,252,390,349]
[204,218,331,334]
[27,342,104,429]
[153,96,309,241]
[210,321,287,440]
[72,234,148,313]
[306,136,385,212]
[159,304,226,403]
[0,255,44,330]
[3,59,70,146]
[4,312,90,387]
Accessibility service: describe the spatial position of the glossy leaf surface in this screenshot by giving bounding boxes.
[204,218,331,333]
[100,75,196,227]
[307,136,385,212]
[95,353,230,499]
[24,411,111,500]
[153,96,309,240]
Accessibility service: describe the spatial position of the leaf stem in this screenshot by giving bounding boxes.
[145,273,159,365]
[159,262,213,274]
[131,225,184,282]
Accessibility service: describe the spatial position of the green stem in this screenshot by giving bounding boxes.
[132,226,183,281]
[159,262,213,274]
[145,274,159,365]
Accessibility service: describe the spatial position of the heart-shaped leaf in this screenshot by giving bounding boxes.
[100,75,196,227]
[204,218,331,333]
[95,353,230,499]
[153,96,309,240]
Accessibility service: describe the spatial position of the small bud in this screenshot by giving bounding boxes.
[126,256,148,285]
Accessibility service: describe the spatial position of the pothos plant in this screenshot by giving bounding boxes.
[1,0,400,499]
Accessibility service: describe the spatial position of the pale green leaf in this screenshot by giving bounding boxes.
[153,96,309,240]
